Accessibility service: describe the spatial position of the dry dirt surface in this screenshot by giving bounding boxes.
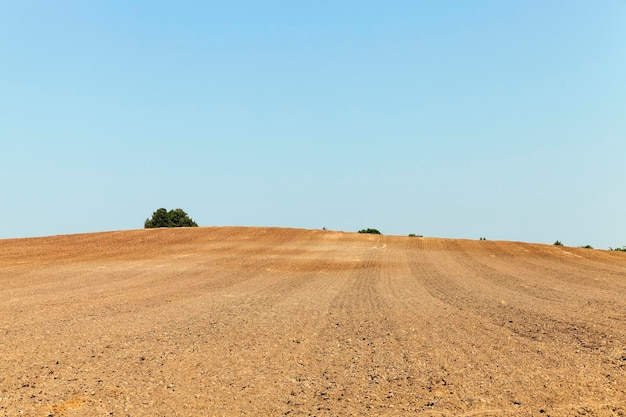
[1,227,626,417]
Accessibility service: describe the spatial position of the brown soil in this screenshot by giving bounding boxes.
[1,227,626,416]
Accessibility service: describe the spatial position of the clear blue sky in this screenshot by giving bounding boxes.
[1,1,625,248]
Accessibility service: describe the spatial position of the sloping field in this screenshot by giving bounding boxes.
[1,227,626,417]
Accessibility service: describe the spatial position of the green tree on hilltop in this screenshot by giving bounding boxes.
[145,208,198,228]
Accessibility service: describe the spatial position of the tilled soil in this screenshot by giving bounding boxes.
[1,227,626,416]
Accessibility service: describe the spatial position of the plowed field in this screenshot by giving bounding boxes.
[1,227,626,416]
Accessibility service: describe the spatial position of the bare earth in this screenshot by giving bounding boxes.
[1,227,626,417]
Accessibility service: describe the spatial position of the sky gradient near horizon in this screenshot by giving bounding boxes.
[1,1,625,248]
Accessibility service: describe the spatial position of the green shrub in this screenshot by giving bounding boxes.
[145,208,198,228]
[553,240,563,246]
[579,245,593,249]
[479,237,487,241]
[358,228,381,235]
[609,246,626,252]
[408,233,422,237]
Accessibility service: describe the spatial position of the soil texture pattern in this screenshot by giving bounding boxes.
[1,227,626,416]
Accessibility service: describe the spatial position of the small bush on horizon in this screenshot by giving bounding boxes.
[554,240,563,246]
[408,233,423,237]
[479,237,487,241]
[609,246,626,252]
[579,245,593,249]
[359,228,381,235]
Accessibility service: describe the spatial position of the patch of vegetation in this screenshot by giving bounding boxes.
[609,246,626,252]
[579,245,593,249]
[553,240,563,246]
[408,233,423,237]
[358,228,381,235]
[479,237,487,241]
[145,208,198,228]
